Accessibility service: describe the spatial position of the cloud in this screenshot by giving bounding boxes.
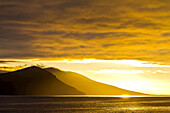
[0,60,18,63]
[161,32,170,37]
[0,0,170,64]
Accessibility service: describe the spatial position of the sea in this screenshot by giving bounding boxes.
[0,96,170,113]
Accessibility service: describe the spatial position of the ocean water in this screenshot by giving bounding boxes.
[0,96,170,113]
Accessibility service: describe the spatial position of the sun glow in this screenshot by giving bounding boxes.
[50,59,170,68]
[89,69,143,74]
[119,95,131,98]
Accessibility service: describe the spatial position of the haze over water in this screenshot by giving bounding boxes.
[0,96,170,113]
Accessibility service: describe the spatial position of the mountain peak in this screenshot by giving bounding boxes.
[15,66,45,73]
[0,66,84,95]
[25,66,42,70]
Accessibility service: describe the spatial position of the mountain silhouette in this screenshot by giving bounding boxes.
[0,66,84,95]
[46,67,146,95]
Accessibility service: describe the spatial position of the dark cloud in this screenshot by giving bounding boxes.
[0,0,169,63]
[161,33,170,37]
[102,44,117,48]
[0,61,18,63]
[61,32,138,40]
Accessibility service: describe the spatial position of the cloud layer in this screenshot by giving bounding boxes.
[0,0,170,63]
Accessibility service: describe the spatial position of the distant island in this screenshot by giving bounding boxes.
[0,66,147,96]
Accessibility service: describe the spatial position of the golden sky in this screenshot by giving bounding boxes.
[0,0,170,63]
[0,0,170,95]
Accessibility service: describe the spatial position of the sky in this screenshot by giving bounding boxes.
[0,0,170,95]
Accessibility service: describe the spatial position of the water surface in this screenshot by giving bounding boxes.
[0,96,170,112]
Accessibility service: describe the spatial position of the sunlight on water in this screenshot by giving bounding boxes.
[119,95,131,98]
[51,95,145,97]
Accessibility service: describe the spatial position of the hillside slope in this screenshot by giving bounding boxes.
[46,67,146,95]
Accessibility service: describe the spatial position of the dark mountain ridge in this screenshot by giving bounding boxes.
[0,66,84,95]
